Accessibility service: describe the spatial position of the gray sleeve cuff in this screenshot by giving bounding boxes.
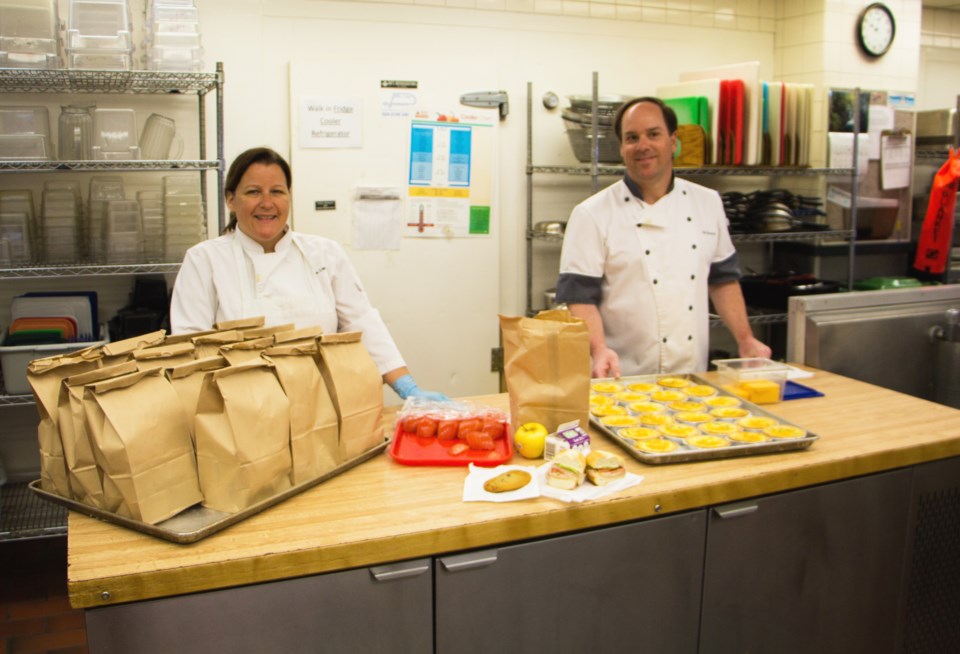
[556,273,602,305]
[709,252,742,285]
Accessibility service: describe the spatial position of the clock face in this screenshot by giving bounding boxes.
[858,3,895,57]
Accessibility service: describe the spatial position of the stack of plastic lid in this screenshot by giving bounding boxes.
[65,0,133,70]
[0,189,36,264]
[143,0,202,72]
[0,105,54,161]
[92,107,139,160]
[0,0,61,69]
[105,198,141,264]
[41,181,82,263]
[137,189,164,261]
[87,176,123,262]
[163,175,203,261]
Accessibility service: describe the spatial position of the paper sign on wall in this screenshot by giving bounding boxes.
[299,96,362,148]
[405,107,495,238]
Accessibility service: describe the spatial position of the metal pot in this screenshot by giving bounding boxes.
[544,288,560,309]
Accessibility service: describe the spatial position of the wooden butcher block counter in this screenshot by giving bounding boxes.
[66,367,960,609]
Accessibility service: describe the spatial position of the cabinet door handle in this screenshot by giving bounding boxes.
[713,501,759,519]
[369,558,431,582]
[439,549,499,572]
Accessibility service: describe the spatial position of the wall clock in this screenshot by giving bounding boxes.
[857,2,895,58]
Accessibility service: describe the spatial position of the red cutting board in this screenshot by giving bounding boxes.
[389,423,514,467]
[730,79,744,165]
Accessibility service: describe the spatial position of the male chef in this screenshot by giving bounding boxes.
[555,96,770,378]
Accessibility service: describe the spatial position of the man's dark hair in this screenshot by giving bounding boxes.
[613,97,678,141]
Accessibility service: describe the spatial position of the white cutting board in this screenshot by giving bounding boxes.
[657,79,721,165]
[766,81,784,166]
[797,84,814,166]
[680,61,761,166]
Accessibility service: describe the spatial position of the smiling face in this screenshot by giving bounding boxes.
[619,101,676,195]
[226,162,291,252]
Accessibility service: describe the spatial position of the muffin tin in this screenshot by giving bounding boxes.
[589,374,817,465]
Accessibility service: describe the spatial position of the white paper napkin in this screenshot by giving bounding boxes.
[462,463,541,502]
[535,462,644,503]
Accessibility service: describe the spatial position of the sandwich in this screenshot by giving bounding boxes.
[585,449,626,486]
[546,449,586,490]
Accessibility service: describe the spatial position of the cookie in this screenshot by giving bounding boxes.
[483,469,532,493]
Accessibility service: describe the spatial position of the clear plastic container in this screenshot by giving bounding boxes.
[0,0,60,68]
[712,358,790,404]
[92,107,139,159]
[66,0,132,50]
[66,47,132,70]
[0,105,52,138]
[58,104,95,160]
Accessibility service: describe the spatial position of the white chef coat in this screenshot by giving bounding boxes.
[557,177,736,375]
[170,228,406,375]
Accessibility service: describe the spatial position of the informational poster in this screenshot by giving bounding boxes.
[298,96,362,148]
[405,107,496,238]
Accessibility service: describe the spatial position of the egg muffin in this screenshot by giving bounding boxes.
[634,437,679,454]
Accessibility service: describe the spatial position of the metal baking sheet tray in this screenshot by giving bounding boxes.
[589,374,817,465]
[29,440,388,544]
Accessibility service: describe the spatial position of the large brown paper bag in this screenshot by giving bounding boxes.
[317,332,385,461]
[194,359,292,512]
[83,368,202,524]
[214,316,265,331]
[192,330,242,359]
[165,356,227,441]
[60,361,139,508]
[98,330,166,367]
[163,329,216,345]
[263,342,339,483]
[499,309,591,432]
[132,342,197,370]
[219,336,275,365]
[27,349,102,496]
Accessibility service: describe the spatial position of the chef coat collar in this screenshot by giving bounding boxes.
[235,226,293,255]
[623,172,675,204]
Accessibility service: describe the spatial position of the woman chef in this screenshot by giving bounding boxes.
[170,146,446,401]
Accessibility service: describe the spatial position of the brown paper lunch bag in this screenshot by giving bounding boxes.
[132,341,197,370]
[83,367,202,524]
[194,358,292,513]
[214,316,265,331]
[218,336,276,365]
[163,328,217,346]
[237,323,295,341]
[499,309,591,433]
[317,332,385,462]
[273,325,324,346]
[97,329,167,367]
[164,355,228,442]
[263,341,339,484]
[27,347,103,496]
[60,360,139,508]
[191,330,243,359]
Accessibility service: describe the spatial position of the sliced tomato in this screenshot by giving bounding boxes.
[457,418,482,439]
[447,443,470,456]
[465,431,495,451]
[416,418,438,438]
[482,419,505,440]
[437,419,459,440]
[401,415,422,434]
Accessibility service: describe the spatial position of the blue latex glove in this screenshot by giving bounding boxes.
[391,374,449,401]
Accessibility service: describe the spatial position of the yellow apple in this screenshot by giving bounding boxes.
[514,422,549,459]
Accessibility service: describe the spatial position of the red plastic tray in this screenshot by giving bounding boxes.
[389,423,513,467]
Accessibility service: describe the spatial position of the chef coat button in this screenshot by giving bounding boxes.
[692,244,697,249]
[645,249,651,255]
[662,337,668,343]
[688,305,693,311]
[682,190,687,195]
[690,274,696,280]
[688,335,693,341]
[653,278,658,284]
[625,196,630,202]
[687,216,692,222]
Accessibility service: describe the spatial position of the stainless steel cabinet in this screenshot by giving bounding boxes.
[700,469,912,654]
[435,511,706,653]
[85,558,434,654]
